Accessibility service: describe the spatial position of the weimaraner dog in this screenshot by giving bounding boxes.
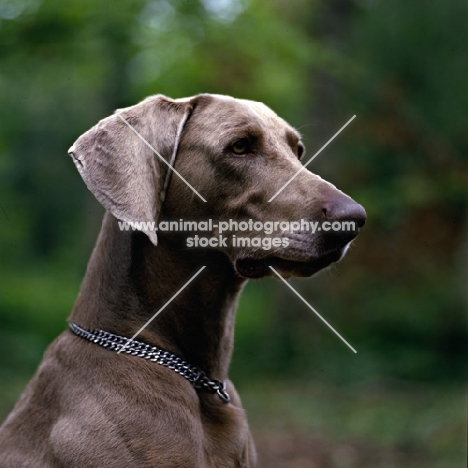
[0,94,365,467]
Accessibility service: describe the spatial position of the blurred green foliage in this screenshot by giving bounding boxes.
[0,2,466,459]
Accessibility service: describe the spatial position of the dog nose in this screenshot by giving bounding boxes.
[322,193,366,228]
[321,193,366,245]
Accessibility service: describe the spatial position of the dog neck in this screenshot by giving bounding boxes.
[70,212,246,381]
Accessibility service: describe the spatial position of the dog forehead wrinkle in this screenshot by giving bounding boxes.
[184,105,262,148]
[198,99,299,155]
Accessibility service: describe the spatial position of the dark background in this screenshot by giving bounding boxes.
[0,1,466,466]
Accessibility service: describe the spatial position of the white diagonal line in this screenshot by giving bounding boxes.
[117,266,206,354]
[117,114,207,202]
[269,266,357,353]
[268,115,356,202]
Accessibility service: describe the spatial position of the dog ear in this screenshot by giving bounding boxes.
[68,95,195,246]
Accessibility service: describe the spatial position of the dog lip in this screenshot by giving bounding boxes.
[235,258,270,279]
[285,231,360,253]
[235,249,344,279]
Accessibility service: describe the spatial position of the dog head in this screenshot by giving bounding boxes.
[69,94,365,279]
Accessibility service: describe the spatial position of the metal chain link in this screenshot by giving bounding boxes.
[69,322,230,403]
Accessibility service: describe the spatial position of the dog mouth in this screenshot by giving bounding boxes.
[235,249,344,279]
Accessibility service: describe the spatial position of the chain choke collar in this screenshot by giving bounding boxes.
[68,322,230,403]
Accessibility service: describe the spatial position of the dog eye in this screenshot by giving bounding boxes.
[230,138,251,155]
[297,142,305,160]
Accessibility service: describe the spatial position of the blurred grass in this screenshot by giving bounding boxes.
[241,380,466,468]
